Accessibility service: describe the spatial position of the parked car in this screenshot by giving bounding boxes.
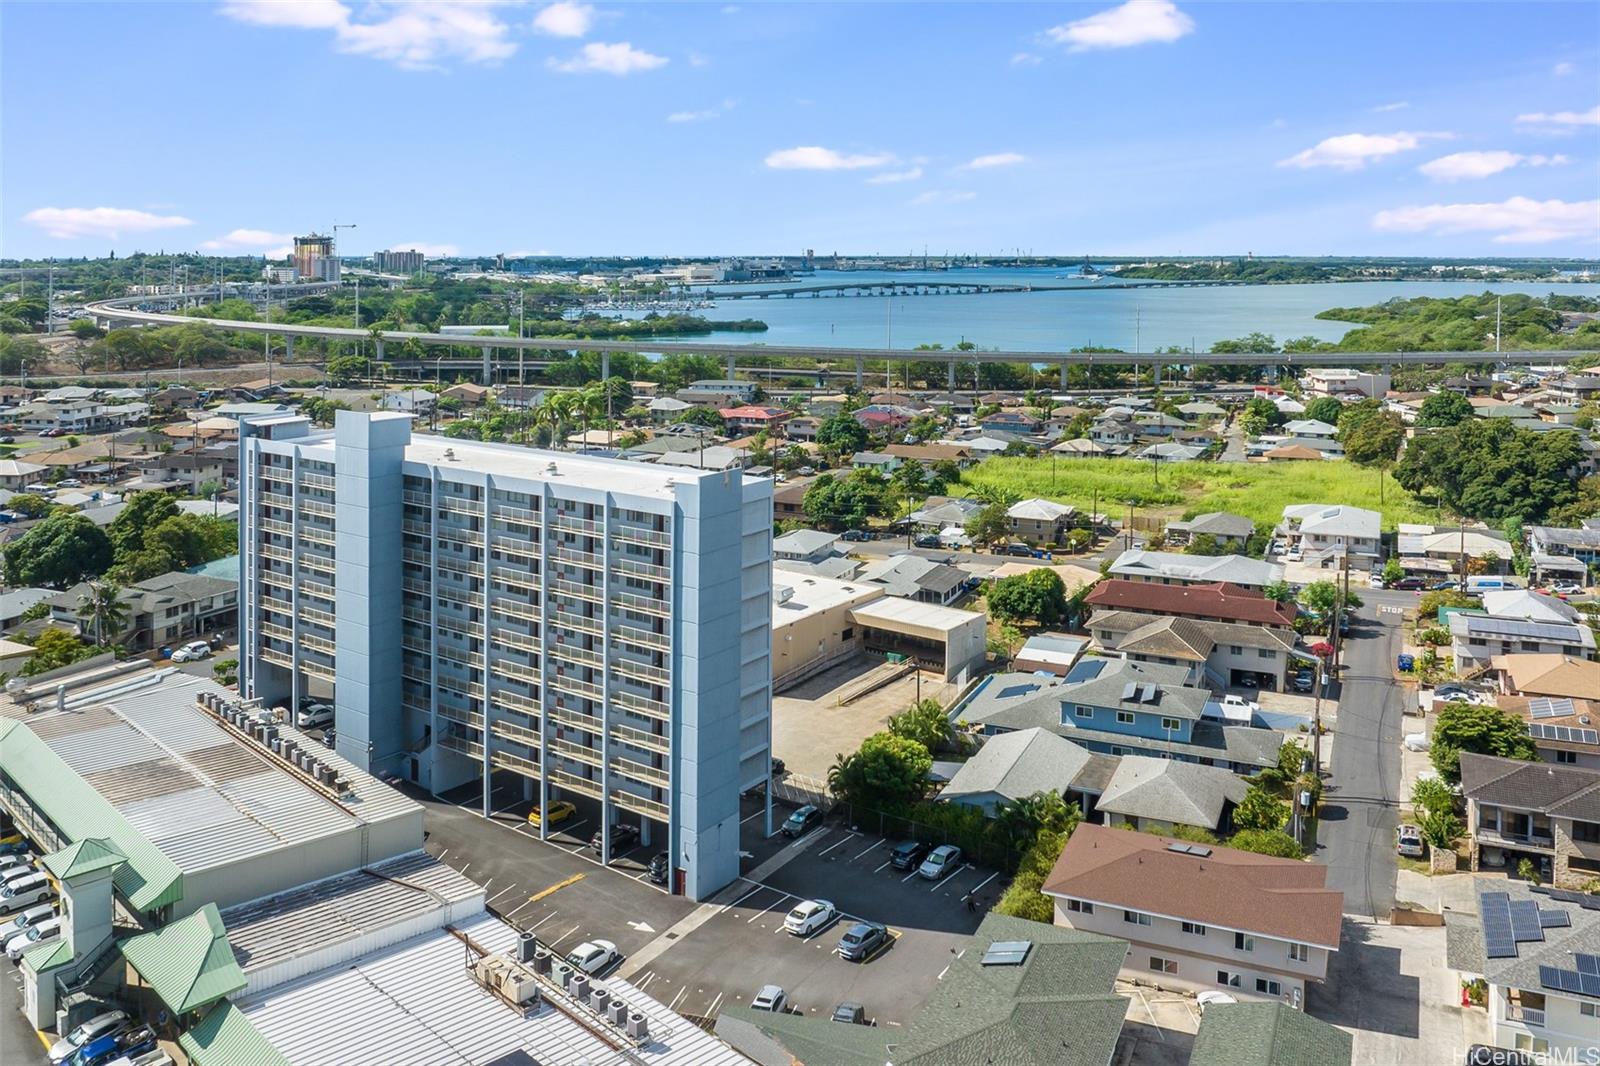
[918,844,962,881]
[781,805,823,838]
[1428,580,1459,591]
[0,872,54,913]
[103,1050,172,1066]
[840,529,871,542]
[294,702,334,729]
[48,1012,128,1065]
[6,915,62,961]
[1391,577,1427,591]
[888,840,931,871]
[750,985,787,1013]
[58,478,83,489]
[565,939,619,975]
[1291,670,1315,693]
[1,862,39,887]
[647,852,669,885]
[837,921,890,962]
[784,899,837,937]
[1003,542,1034,557]
[170,640,211,663]
[7,903,55,934]
[528,801,577,829]
[1396,824,1425,858]
[589,824,641,854]
[0,853,32,874]
[913,533,941,549]
[1549,582,1584,596]
[831,1001,868,1025]
[1285,545,1302,562]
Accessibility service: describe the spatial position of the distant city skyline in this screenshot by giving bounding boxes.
[2,1,1597,259]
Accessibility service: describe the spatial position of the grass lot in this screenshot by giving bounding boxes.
[958,456,1435,530]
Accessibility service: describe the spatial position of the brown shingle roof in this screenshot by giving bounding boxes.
[1494,655,1600,701]
[1086,580,1296,629]
[1043,823,1343,949]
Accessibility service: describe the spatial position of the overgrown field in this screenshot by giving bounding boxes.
[959,456,1435,529]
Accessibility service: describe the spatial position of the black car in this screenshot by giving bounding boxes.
[837,921,889,962]
[913,533,941,549]
[1004,542,1034,557]
[1392,576,1428,591]
[831,1001,868,1025]
[647,852,669,885]
[590,823,641,855]
[840,529,871,542]
[888,839,931,871]
[781,805,822,838]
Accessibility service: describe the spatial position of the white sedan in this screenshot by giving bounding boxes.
[5,916,62,961]
[171,640,212,663]
[565,939,620,975]
[783,899,837,937]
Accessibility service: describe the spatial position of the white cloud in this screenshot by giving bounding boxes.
[532,2,593,38]
[963,152,1027,170]
[1553,61,1575,76]
[220,0,517,70]
[910,190,977,206]
[200,227,295,251]
[721,4,740,12]
[1045,0,1194,52]
[867,166,923,184]
[688,51,709,67]
[23,206,194,241]
[549,41,668,75]
[1419,150,1569,182]
[668,109,717,123]
[395,241,461,257]
[764,146,896,171]
[1277,130,1449,170]
[1372,196,1599,244]
[1011,52,1042,66]
[1516,105,1600,127]
[1371,101,1409,113]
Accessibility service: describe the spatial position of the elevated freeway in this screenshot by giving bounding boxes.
[689,278,1255,299]
[87,291,1588,389]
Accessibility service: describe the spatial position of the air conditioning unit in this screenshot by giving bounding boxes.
[607,999,629,1025]
[570,974,590,1001]
[625,1012,649,1041]
[532,948,553,976]
[589,986,610,1013]
[552,962,573,990]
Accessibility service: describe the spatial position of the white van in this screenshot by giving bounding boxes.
[0,873,54,914]
[1466,576,1520,593]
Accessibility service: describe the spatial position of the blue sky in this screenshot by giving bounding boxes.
[3,1,1597,259]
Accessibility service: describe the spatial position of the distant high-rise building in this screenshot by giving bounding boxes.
[372,248,426,274]
[293,233,339,282]
[237,412,774,901]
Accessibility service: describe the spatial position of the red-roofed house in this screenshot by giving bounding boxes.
[1044,823,1342,1006]
[1085,580,1297,631]
[719,405,792,435]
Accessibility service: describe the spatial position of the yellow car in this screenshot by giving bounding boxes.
[528,801,577,828]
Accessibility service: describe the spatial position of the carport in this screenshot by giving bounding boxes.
[848,598,986,681]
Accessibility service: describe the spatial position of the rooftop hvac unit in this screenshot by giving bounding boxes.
[270,738,283,755]
[589,987,610,1013]
[519,932,538,964]
[625,1012,649,1042]
[507,973,540,1006]
[552,962,573,990]
[282,739,298,760]
[570,974,590,1001]
[607,999,628,1025]
[532,948,553,975]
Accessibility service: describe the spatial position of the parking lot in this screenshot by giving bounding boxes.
[417,787,1000,1030]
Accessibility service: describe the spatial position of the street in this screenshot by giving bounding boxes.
[1313,587,1413,919]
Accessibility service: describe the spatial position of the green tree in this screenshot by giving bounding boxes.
[1303,397,1344,426]
[1431,701,1539,782]
[1382,558,1405,585]
[1417,391,1474,428]
[75,581,129,647]
[1227,829,1302,858]
[108,547,178,584]
[996,827,1070,923]
[3,513,114,588]
[108,491,179,557]
[21,629,95,676]
[145,514,235,570]
[827,732,933,809]
[987,567,1068,626]
[7,493,51,519]
[69,319,104,341]
[1184,532,1221,557]
[965,502,1011,547]
[300,396,349,426]
[1396,421,1584,524]
[888,698,952,753]
[994,792,1080,871]
[1297,580,1361,616]
[815,414,868,457]
[672,405,726,431]
[1262,579,1294,603]
[1233,784,1290,832]
[802,473,886,531]
[324,354,369,386]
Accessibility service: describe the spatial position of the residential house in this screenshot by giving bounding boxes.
[940,727,1116,818]
[806,394,850,418]
[1492,654,1600,702]
[1051,437,1116,458]
[850,450,901,475]
[1481,590,1583,625]
[1530,525,1600,568]
[771,528,859,580]
[655,445,750,471]
[1140,441,1207,463]
[0,459,47,490]
[1548,374,1600,406]
[1085,579,1297,632]
[1165,512,1255,551]
[440,383,491,407]
[1399,524,1514,577]
[48,571,237,650]
[884,442,974,468]
[783,415,821,441]
[857,553,966,605]
[1447,880,1600,1060]
[1496,695,1600,770]
[719,404,791,436]
[1134,412,1187,436]
[129,447,236,493]
[1007,498,1076,544]
[853,404,918,432]
[147,387,200,414]
[965,434,1019,456]
[380,388,437,415]
[1109,549,1285,592]
[1177,400,1228,420]
[958,658,1282,773]
[40,386,98,403]
[1091,416,1139,446]
[495,385,544,411]
[1280,504,1382,564]
[1461,752,1600,890]
[715,913,1128,1066]
[646,396,691,423]
[1094,755,1249,836]
[1261,444,1328,463]
[1044,823,1343,1008]
[771,478,810,521]
[676,379,756,407]
[1452,614,1595,674]
[1281,419,1338,440]
[1089,610,1299,690]
[1441,374,1495,396]
[1013,632,1090,676]
[1301,368,1390,400]
[0,588,54,630]
[904,496,984,531]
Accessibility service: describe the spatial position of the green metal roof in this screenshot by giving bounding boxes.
[22,937,73,973]
[42,837,126,881]
[0,718,183,913]
[120,903,246,1014]
[1189,1002,1353,1066]
[178,1002,288,1066]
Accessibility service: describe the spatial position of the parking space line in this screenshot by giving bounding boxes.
[549,923,583,948]
[527,911,560,932]
[487,885,517,908]
[931,864,965,892]
[668,987,688,1012]
[718,884,766,915]
[873,858,893,872]
[708,992,724,1016]
[850,839,885,862]
[900,867,920,883]
[740,810,766,825]
[746,893,792,924]
[964,871,999,898]
[816,833,858,858]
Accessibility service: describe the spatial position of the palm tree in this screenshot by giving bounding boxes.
[544,391,577,450]
[76,581,129,648]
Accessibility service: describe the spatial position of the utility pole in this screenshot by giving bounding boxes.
[46,261,54,334]
[1495,296,1502,354]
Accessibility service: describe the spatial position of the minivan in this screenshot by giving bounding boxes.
[0,862,39,887]
[0,873,53,913]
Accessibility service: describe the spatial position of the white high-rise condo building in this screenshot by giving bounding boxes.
[237,412,773,901]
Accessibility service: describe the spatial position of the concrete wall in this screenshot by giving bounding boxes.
[770,582,885,690]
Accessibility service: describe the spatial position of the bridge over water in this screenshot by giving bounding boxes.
[692,278,1252,299]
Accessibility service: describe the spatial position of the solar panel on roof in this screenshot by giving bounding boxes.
[981,940,1033,967]
[1510,900,1545,942]
[1583,973,1600,999]
[1578,953,1600,976]
[1122,682,1139,702]
[1530,697,1576,719]
[1485,936,1519,959]
[1469,616,1582,641]
[1539,910,1571,929]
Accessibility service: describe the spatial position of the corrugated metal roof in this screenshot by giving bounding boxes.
[241,913,753,1066]
[179,1002,288,1066]
[121,902,247,1013]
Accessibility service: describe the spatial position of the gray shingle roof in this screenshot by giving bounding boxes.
[1093,610,1299,654]
[1095,755,1250,830]
[942,728,1097,804]
[1168,511,1256,539]
[1471,880,1600,996]
[1189,1002,1352,1066]
[1461,752,1600,823]
[1109,549,1284,587]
